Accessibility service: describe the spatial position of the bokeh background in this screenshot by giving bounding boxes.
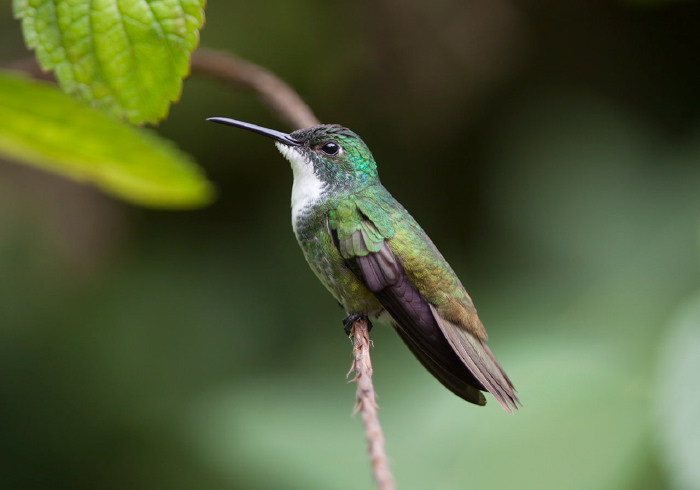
[2,0,700,488]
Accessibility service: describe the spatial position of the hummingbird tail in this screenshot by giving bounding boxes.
[393,324,486,406]
[430,304,520,413]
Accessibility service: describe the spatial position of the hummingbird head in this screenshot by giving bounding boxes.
[207,118,380,193]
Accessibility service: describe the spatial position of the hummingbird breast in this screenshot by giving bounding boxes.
[293,204,382,315]
[277,143,326,235]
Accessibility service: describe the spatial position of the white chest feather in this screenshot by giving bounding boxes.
[276,143,325,232]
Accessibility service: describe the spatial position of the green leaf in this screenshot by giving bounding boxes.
[0,71,214,208]
[13,0,206,124]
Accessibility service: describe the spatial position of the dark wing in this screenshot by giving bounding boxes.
[358,245,487,406]
[330,200,518,411]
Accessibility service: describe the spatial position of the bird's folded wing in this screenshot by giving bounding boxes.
[328,199,517,408]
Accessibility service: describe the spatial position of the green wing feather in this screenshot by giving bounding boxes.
[329,198,392,259]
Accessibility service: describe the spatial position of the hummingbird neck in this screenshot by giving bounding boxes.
[277,144,327,232]
[275,139,379,234]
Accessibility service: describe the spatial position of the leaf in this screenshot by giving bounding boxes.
[13,0,206,124]
[656,293,700,490]
[0,71,214,208]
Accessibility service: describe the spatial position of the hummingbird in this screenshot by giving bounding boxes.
[207,117,519,413]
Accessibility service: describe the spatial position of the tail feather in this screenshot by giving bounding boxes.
[430,304,519,413]
[393,323,486,405]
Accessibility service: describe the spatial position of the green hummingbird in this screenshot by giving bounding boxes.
[208,118,519,413]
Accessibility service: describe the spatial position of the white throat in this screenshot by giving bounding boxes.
[276,143,325,232]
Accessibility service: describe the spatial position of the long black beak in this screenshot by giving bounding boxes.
[206,117,302,147]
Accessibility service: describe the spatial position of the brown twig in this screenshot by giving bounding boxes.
[5,49,320,130]
[348,318,395,490]
[190,49,320,130]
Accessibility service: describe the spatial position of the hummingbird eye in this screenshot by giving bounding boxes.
[320,141,340,156]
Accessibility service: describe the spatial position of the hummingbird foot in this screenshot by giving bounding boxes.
[342,314,374,336]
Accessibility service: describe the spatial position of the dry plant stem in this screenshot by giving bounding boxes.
[190,49,320,130]
[349,318,396,490]
[7,50,320,130]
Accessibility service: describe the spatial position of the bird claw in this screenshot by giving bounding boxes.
[342,314,373,336]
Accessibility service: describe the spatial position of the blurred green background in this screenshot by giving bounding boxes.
[2,0,700,488]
